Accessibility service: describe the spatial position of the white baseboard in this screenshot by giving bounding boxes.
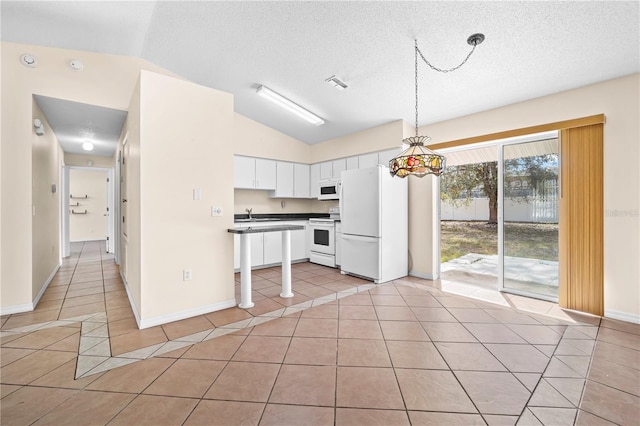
[0,303,34,316]
[0,263,60,316]
[409,270,439,281]
[138,299,237,330]
[119,271,237,330]
[120,271,142,329]
[605,309,640,324]
[34,264,60,307]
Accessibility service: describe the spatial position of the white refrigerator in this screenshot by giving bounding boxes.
[340,165,408,283]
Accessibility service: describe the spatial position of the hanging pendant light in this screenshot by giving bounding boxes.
[390,34,485,178]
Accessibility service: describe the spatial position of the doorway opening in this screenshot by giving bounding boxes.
[439,131,559,302]
[62,166,114,258]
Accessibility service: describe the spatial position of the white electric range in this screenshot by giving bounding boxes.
[308,207,340,267]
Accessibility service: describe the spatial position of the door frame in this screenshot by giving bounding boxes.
[61,165,115,256]
[497,131,559,302]
[438,130,559,301]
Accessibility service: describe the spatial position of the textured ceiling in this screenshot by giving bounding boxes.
[34,95,126,157]
[3,1,639,147]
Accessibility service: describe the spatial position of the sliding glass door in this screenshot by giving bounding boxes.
[499,138,559,301]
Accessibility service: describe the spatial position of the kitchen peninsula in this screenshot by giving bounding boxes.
[228,224,305,308]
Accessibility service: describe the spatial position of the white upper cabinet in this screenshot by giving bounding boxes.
[346,156,359,170]
[332,158,346,179]
[234,156,256,189]
[358,152,379,169]
[320,161,333,180]
[294,163,310,198]
[255,158,277,189]
[274,161,294,197]
[271,161,311,199]
[234,156,277,190]
[320,159,345,180]
[310,163,320,198]
[378,147,402,167]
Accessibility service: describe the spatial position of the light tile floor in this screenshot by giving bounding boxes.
[1,241,639,425]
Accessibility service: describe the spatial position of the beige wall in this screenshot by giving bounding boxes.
[135,70,235,323]
[31,100,62,302]
[69,169,108,242]
[234,114,310,162]
[1,41,178,312]
[311,120,405,163]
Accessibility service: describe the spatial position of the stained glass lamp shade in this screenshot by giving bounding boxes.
[389,136,446,178]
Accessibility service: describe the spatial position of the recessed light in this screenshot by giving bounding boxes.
[20,54,38,68]
[82,142,94,151]
[69,59,83,71]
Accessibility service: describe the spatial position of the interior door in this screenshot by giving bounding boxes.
[120,143,128,279]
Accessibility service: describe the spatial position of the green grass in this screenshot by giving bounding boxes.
[441,221,558,263]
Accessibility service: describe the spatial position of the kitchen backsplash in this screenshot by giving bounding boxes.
[234,189,313,214]
[234,189,339,214]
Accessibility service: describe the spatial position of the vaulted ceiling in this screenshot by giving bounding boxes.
[3,1,639,147]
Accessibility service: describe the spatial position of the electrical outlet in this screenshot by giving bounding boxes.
[183,269,192,281]
[211,206,223,216]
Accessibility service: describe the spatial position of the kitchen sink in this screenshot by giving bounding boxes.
[236,218,279,223]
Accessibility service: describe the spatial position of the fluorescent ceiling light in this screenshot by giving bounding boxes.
[256,85,324,126]
[82,142,94,151]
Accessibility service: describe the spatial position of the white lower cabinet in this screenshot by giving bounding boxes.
[263,231,282,265]
[234,221,308,270]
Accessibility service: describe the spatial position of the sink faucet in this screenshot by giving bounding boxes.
[245,208,253,219]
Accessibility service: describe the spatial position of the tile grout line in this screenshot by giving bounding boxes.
[72,281,394,378]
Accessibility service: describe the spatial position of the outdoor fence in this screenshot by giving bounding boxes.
[441,196,559,223]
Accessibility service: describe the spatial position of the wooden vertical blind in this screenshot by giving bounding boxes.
[559,124,604,316]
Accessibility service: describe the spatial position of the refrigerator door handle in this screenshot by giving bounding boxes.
[342,234,378,243]
[338,180,343,219]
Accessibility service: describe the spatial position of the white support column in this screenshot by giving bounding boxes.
[239,233,254,308]
[280,229,294,298]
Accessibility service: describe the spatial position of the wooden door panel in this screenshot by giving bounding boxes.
[559,124,604,316]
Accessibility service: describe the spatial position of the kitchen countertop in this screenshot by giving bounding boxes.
[234,213,329,223]
[228,224,306,234]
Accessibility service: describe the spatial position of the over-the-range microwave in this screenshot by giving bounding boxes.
[318,178,341,200]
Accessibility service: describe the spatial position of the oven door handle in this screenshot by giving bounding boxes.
[309,222,335,229]
[310,224,334,230]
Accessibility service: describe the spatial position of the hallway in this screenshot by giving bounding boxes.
[1,242,638,425]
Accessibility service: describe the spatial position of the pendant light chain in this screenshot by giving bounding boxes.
[389,33,484,179]
[412,35,482,137]
[414,40,419,137]
[416,42,478,74]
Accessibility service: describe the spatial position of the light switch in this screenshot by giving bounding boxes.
[193,188,201,200]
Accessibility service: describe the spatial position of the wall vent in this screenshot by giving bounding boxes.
[325,75,348,91]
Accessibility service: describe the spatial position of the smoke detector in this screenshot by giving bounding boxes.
[20,54,38,68]
[325,75,348,91]
[69,59,84,71]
